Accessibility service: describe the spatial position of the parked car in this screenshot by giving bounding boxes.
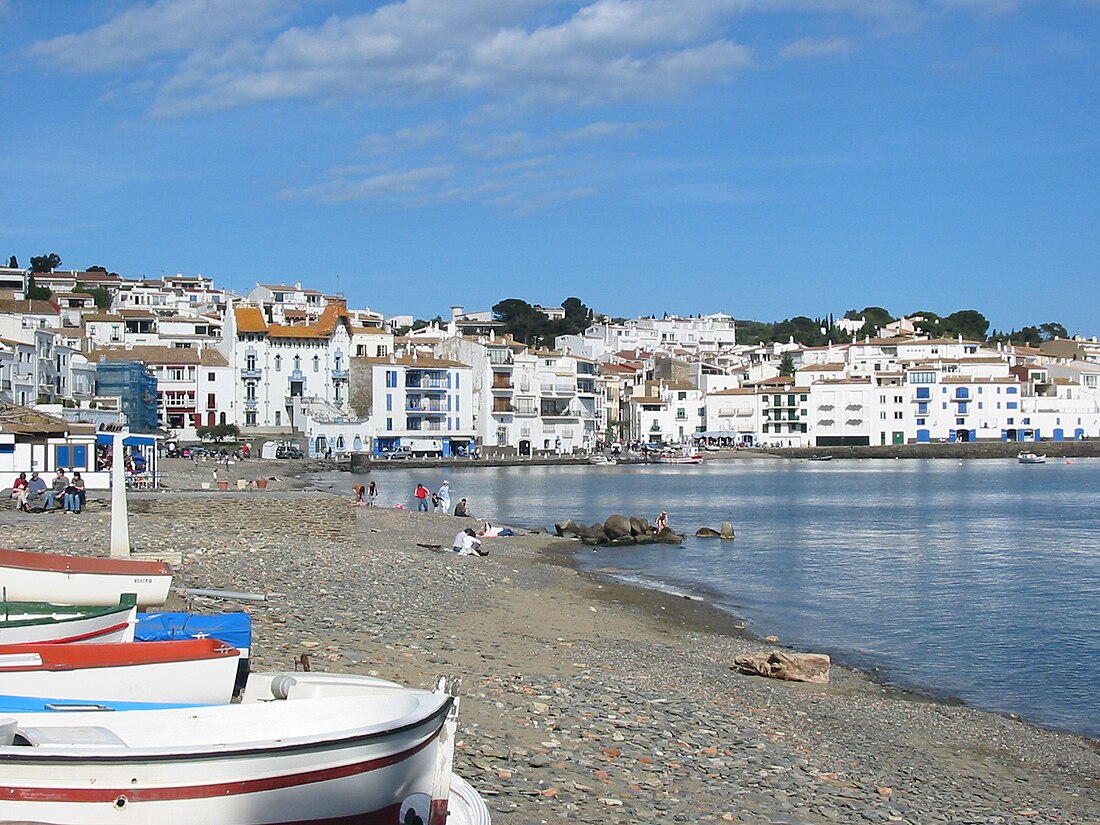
[276,445,305,459]
[384,446,414,460]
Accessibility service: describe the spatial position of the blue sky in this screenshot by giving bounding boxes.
[2,1,1098,334]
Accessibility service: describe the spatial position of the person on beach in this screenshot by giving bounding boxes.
[437,480,451,514]
[45,468,68,512]
[414,483,430,512]
[63,473,85,514]
[11,472,28,511]
[655,511,669,531]
[352,484,366,506]
[453,498,471,518]
[452,527,486,556]
[26,473,47,510]
[367,481,378,507]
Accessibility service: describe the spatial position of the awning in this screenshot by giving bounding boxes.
[96,434,160,446]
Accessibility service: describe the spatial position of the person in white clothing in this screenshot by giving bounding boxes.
[452,527,486,556]
[437,480,451,513]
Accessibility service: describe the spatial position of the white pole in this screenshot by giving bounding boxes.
[109,431,131,558]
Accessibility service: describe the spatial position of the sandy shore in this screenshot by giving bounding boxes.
[1,457,1097,823]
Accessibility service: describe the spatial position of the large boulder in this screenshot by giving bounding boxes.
[629,516,649,536]
[695,527,721,538]
[606,535,638,547]
[577,523,608,543]
[732,650,831,684]
[555,519,579,538]
[604,514,632,539]
[655,527,685,544]
[720,521,736,539]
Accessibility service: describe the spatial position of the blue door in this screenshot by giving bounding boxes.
[916,429,930,443]
[1053,429,1064,441]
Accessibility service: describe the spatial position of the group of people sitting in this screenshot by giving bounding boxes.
[10,468,86,513]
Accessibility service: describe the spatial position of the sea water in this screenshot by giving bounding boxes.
[318,458,1100,740]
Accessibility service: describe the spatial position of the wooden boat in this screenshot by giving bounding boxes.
[0,638,239,705]
[588,455,617,465]
[0,597,137,645]
[0,548,173,607]
[0,671,490,824]
[1017,451,1047,464]
[807,454,833,462]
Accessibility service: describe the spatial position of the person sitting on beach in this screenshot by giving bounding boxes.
[11,472,28,511]
[64,472,85,514]
[453,498,472,518]
[452,527,487,556]
[352,484,366,506]
[45,468,68,512]
[25,473,47,510]
[367,481,378,507]
[654,511,669,531]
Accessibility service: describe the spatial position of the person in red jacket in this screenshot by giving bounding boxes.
[414,482,430,512]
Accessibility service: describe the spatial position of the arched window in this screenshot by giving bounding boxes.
[274,355,282,372]
[336,436,345,450]
[313,355,320,373]
[293,355,301,371]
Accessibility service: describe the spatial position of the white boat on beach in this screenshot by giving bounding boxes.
[0,598,137,645]
[0,548,173,608]
[0,638,240,705]
[1017,451,1047,464]
[0,671,491,825]
[588,455,617,465]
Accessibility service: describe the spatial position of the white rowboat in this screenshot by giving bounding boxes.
[0,598,137,645]
[0,548,173,607]
[0,638,240,705]
[0,671,490,824]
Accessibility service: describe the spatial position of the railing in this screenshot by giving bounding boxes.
[514,406,537,416]
[241,368,261,379]
[406,379,448,389]
[331,369,349,380]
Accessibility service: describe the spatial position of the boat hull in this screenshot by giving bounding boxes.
[0,639,239,705]
[0,672,478,825]
[0,601,137,645]
[0,549,173,607]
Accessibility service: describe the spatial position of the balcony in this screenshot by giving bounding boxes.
[241,367,261,379]
[514,406,537,416]
[244,399,258,409]
[405,379,448,390]
[331,369,349,380]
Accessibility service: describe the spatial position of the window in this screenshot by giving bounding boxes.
[1007,402,1018,410]
[274,355,281,372]
[376,345,388,357]
[245,355,256,371]
[245,411,257,426]
[386,370,397,388]
[916,418,926,426]
[293,356,301,371]
[1006,387,1018,395]
[880,411,887,420]
[910,373,935,385]
[894,411,903,420]
[386,394,392,411]
[313,356,320,373]
[956,418,965,425]
[386,417,393,431]
[894,395,903,404]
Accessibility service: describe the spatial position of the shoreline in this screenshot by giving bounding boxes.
[5,459,1096,822]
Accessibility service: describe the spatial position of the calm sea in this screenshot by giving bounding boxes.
[315,458,1100,740]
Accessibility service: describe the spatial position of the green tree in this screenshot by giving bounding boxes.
[942,310,989,341]
[856,306,894,337]
[29,253,61,273]
[195,423,241,443]
[26,274,52,301]
[779,352,795,376]
[75,283,112,310]
[1039,322,1069,342]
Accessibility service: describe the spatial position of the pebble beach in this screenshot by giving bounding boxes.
[2,457,1098,824]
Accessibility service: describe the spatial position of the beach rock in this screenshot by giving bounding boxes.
[555,519,580,537]
[696,527,721,538]
[733,650,831,684]
[655,528,684,544]
[721,521,736,539]
[629,516,649,536]
[576,523,608,543]
[603,515,632,539]
[606,535,637,547]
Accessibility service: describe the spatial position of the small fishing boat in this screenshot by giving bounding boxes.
[588,455,617,465]
[656,452,704,465]
[136,611,253,694]
[807,454,833,462]
[0,638,240,705]
[0,597,137,645]
[0,548,173,607]
[0,671,490,825]
[1017,451,1047,464]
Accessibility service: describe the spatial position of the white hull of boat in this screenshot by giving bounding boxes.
[0,603,136,645]
[0,640,239,705]
[0,672,488,825]
[1017,452,1046,464]
[656,456,703,465]
[0,549,173,608]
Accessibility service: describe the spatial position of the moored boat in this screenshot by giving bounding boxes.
[1017,451,1047,464]
[807,454,833,462]
[588,455,617,465]
[656,452,704,465]
[0,548,173,607]
[0,638,239,705]
[0,597,137,645]
[0,671,490,825]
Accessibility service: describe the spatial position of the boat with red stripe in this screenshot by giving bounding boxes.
[0,671,490,824]
[0,548,173,607]
[0,596,137,645]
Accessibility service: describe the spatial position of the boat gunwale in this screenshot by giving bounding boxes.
[0,548,173,577]
[0,638,238,671]
[0,601,134,630]
[0,694,454,764]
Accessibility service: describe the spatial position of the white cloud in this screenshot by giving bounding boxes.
[277,165,455,203]
[360,122,450,154]
[25,0,295,72]
[780,36,852,59]
[464,120,662,157]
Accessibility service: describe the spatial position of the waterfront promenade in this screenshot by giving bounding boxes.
[0,457,1096,823]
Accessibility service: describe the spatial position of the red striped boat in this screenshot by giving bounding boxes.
[0,597,137,645]
[0,638,239,705]
[0,548,173,607]
[0,671,490,824]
